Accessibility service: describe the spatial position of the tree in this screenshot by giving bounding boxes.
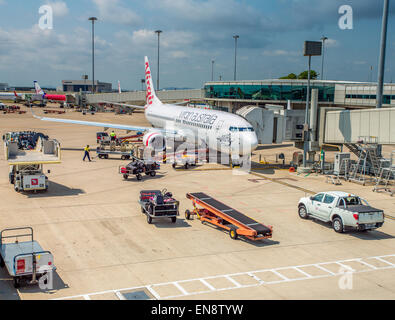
[279,73,297,80]
[297,70,318,80]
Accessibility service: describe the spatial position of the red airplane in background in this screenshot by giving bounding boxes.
[34,81,66,102]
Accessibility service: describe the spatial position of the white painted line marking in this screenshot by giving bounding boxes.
[356,260,378,270]
[293,267,313,278]
[336,262,355,272]
[313,264,336,275]
[271,270,289,281]
[199,279,216,291]
[53,254,395,300]
[146,286,161,300]
[247,272,264,284]
[173,282,189,296]
[374,257,395,267]
[225,275,242,288]
[115,291,125,300]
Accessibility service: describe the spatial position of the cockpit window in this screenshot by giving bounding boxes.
[229,127,254,132]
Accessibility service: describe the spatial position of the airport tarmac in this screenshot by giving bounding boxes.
[0,105,394,300]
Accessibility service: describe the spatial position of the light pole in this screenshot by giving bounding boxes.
[88,17,97,93]
[233,35,239,81]
[320,36,328,80]
[211,59,215,81]
[155,30,162,91]
[376,0,389,109]
[302,41,322,169]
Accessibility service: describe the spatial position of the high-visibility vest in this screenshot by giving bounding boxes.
[84,146,90,152]
[110,132,116,137]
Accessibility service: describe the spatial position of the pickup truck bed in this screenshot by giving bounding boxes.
[342,205,382,213]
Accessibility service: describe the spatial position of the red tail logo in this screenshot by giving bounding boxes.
[145,62,153,106]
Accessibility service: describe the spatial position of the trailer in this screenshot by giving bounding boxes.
[97,149,134,160]
[138,189,179,224]
[4,132,61,192]
[185,192,273,241]
[0,227,56,288]
[119,158,160,181]
[96,143,134,160]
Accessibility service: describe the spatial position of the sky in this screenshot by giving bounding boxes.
[0,0,394,90]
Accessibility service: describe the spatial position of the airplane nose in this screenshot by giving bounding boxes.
[250,134,258,151]
[240,133,258,154]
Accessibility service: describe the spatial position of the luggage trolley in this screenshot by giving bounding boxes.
[0,227,56,288]
[185,192,273,241]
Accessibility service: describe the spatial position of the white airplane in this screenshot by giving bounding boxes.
[33,57,258,165]
[0,91,22,101]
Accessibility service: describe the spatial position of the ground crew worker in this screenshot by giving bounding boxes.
[110,131,116,141]
[83,145,91,162]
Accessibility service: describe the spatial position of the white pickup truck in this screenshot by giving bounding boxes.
[298,191,384,233]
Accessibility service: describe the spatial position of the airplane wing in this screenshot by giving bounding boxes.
[31,107,176,134]
[100,101,145,109]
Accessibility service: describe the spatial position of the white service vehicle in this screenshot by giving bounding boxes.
[3,132,61,193]
[298,191,385,233]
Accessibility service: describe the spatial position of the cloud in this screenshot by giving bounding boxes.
[279,0,395,30]
[325,39,339,48]
[262,49,300,57]
[0,24,111,77]
[45,1,69,17]
[92,0,142,25]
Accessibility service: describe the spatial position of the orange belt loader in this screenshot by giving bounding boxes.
[185,192,273,241]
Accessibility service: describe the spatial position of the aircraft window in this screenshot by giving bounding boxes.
[312,193,324,202]
[229,127,255,132]
[323,195,335,204]
[343,196,361,206]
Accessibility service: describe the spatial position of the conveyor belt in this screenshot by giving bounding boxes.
[189,192,271,236]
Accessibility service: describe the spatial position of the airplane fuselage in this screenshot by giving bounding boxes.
[145,102,258,157]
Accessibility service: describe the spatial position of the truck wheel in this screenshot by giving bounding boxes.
[121,155,126,160]
[105,154,109,159]
[0,255,4,268]
[141,206,145,213]
[171,217,177,223]
[298,205,309,219]
[172,163,176,169]
[136,174,142,181]
[147,215,152,224]
[229,228,238,240]
[123,174,128,180]
[150,171,156,177]
[332,217,344,233]
[185,210,191,220]
[14,186,19,192]
[13,277,20,288]
[184,163,189,169]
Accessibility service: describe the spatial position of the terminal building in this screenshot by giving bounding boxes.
[0,83,9,91]
[204,80,395,112]
[62,80,112,93]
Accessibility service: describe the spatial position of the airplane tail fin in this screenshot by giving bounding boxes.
[34,81,45,95]
[144,56,161,107]
[14,91,18,97]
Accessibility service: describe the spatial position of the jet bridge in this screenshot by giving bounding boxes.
[322,107,395,145]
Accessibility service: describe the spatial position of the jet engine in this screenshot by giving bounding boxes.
[143,130,166,151]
